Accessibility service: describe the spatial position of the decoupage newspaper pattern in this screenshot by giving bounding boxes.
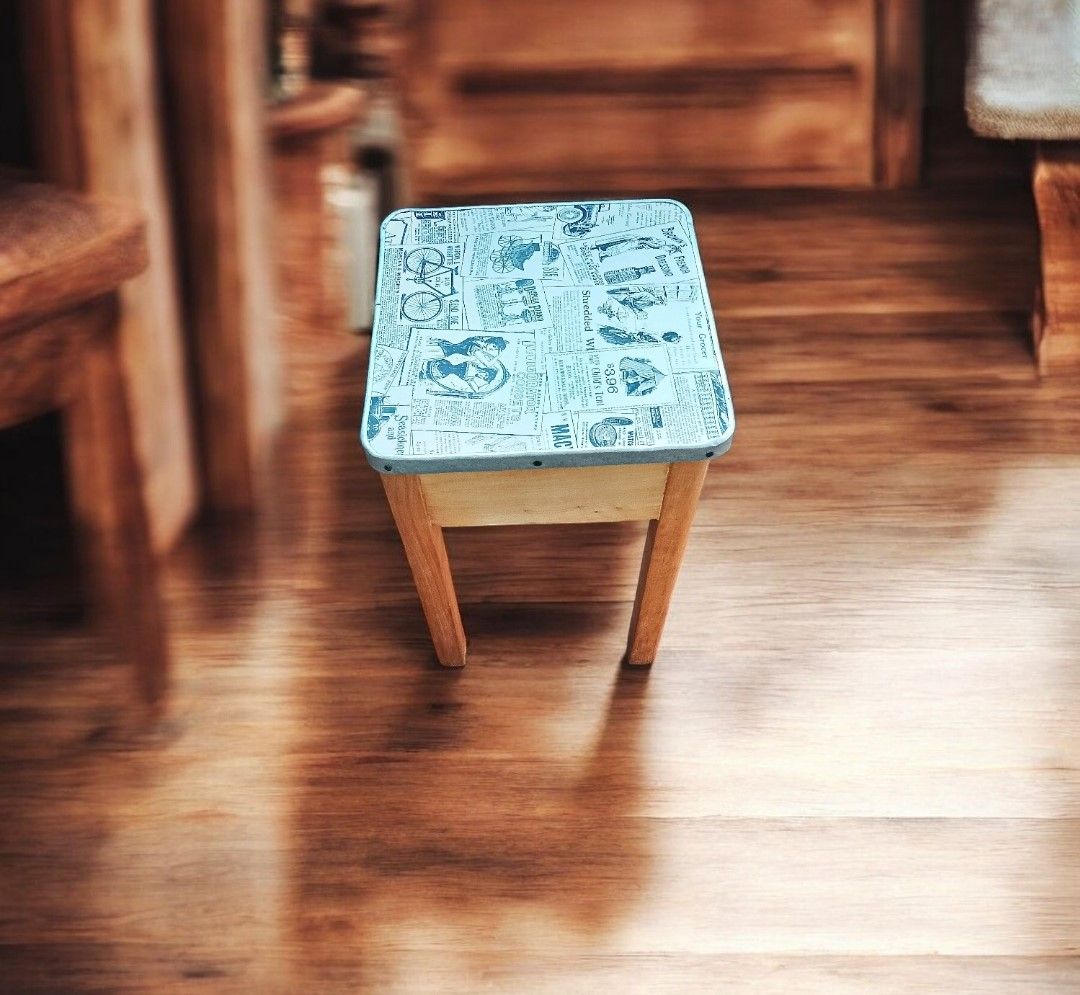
[364,200,732,469]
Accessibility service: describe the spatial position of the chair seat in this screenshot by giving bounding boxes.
[361,198,734,475]
[966,0,1080,140]
[268,83,366,142]
[0,180,146,333]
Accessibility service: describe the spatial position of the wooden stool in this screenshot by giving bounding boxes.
[966,0,1080,372]
[0,180,169,703]
[361,199,734,666]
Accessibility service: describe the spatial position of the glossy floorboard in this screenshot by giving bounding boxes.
[3,178,1080,993]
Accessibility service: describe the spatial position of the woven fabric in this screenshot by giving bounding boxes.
[966,0,1080,139]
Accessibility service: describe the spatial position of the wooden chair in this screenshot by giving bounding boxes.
[966,0,1080,372]
[268,82,366,341]
[361,198,734,666]
[0,180,169,704]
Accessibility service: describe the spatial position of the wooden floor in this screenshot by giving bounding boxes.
[4,173,1080,993]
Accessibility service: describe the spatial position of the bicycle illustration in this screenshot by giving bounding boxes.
[400,247,458,323]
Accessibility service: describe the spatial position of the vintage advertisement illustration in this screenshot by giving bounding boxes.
[363,199,733,467]
[401,329,543,437]
[561,222,697,286]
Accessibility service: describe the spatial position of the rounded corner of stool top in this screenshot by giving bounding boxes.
[379,208,414,239]
[703,420,736,460]
[359,426,398,474]
[651,197,695,223]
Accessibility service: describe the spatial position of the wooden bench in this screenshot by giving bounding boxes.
[966,0,1080,372]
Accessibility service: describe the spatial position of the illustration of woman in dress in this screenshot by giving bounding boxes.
[599,326,682,347]
[607,286,667,314]
[421,335,510,398]
[593,231,686,262]
[619,356,666,397]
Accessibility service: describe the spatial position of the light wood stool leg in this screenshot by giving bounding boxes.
[64,314,170,705]
[625,460,709,666]
[382,474,467,667]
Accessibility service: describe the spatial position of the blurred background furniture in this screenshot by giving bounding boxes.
[393,0,924,201]
[309,0,405,280]
[269,83,368,341]
[304,0,406,315]
[22,0,198,551]
[313,0,401,80]
[0,181,169,703]
[966,0,1080,373]
[158,0,284,510]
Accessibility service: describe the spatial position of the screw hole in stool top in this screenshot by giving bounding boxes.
[532,460,543,466]
[706,451,714,457]
[384,465,392,471]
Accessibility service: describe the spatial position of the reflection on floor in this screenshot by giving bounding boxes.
[2,182,1080,993]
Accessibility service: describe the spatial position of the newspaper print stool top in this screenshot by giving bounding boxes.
[361,199,734,667]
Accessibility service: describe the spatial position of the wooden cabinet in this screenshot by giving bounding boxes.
[396,0,921,199]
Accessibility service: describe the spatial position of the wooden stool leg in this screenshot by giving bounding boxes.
[1032,145,1080,373]
[381,474,467,667]
[625,460,709,666]
[64,318,170,704]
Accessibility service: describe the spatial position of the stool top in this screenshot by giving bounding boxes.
[966,0,1080,140]
[361,198,733,474]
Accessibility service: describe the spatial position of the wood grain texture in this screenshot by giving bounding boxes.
[63,307,170,705]
[1032,143,1080,373]
[21,0,199,551]
[268,82,365,141]
[626,460,709,665]
[4,173,1080,992]
[382,473,467,666]
[0,182,146,333]
[395,0,923,198]
[874,0,924,187]
[158,0,283,511]
[0,299,117,432]
[421,464,669,527]
[269,84,365,355]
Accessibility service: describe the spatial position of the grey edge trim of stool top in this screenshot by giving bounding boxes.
[361,197,735,475]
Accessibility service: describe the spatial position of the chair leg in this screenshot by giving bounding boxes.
[63,317,170,705]
[1032,144,1080,373]
[381,474,467,667]
[626,460,709,666]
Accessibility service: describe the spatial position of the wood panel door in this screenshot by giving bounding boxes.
[396,0,921,199]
